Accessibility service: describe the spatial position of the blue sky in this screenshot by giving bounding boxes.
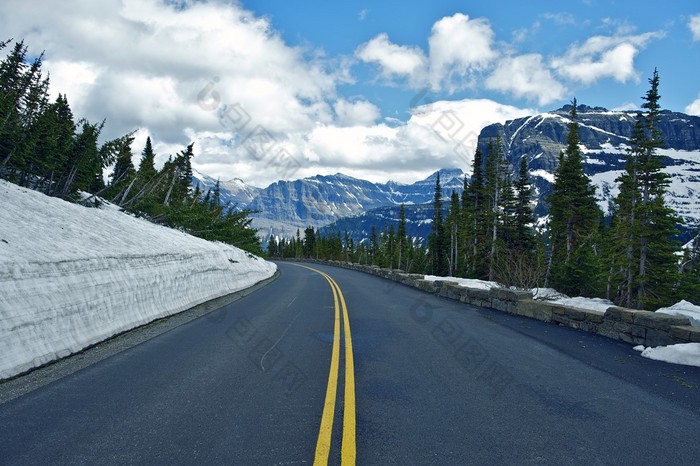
[0,0,698,186]
[248,0,699,115]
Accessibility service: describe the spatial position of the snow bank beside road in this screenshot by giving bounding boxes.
[657,300,700,328]
[0,180,276,380]
[634,344,700,367]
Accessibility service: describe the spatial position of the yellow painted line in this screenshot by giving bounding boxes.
[308,268,341,465]
[293,264,356,466]
[337,278,356,465]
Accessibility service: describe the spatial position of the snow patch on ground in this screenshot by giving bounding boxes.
[549,297,613,314]
[424,275,498,290]
[0,180,276,380]
[656,300,700,327]
[531,288,613,314]
[529,169,555,183]
[634,343,700,367]
[531,288,567,300]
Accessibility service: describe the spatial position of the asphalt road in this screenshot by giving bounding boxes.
[1,261,700,465]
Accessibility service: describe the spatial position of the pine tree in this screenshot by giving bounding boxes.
[607,119,644,306]
[164,142,194,205]
[111,137,136,186]
[429,172,447,275]
[138,136,157,181]
[445,190,460,276]
[484,136,509,281]
[385,224,396,268]
[547,100,602,296]
[23,94,74,193]
[370,225,378,266]
[608,70,681,309]
[304,226,316,258]
[397,204,408,271]
[513,156,536,251]
[0,41,35,169]
[679,229,700,300]
[343,229,351,262]
[495,155,544,289]
[463,148,485,278]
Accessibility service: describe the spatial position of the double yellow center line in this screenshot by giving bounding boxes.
[296,265,356,465]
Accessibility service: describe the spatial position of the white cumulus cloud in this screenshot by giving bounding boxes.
[0,0,348,184]
[356,13,497,93]
[485,54,566,105]
[355,33,427,84]
[333,99,381,127]
[427,13,497,91]
[690,14,700,41]
[551,32,664,85]
[686,97,700,116]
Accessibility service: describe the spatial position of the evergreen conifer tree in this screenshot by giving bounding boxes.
[513,156,536,251]
[138,136,157,181]
[607,70,681,309]
[445,190,460,276]
[484,136,509,281]
[547,100,602,296]
[429,172,447,275]
[397,204,408,270]
[463,148,485,278]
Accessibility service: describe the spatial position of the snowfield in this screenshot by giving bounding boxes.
[0,180,276,380]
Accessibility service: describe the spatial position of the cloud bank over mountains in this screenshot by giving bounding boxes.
[0,0,688,186]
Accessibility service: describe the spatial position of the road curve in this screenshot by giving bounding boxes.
[1,261,699,465]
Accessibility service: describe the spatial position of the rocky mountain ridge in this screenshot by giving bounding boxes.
[192,168,465,240]
[193,104,700,244]
[477,105,700,226]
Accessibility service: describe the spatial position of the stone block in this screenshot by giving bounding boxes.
[669,325,700,343]
[633,312,691,331]
[490,287,533,302]
[469,288,491,301]
[578,322,599,333]
[605,306,644,323]
[612,321,646,339]
[414,279,436,293]
[585,312,605,324]
[491,298,509,313]
[644,329,676,347]
[562,307,587,321]
[515,300,553,323]
[440,283,463,300]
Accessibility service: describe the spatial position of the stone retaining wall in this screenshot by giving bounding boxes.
[300,260,700,347]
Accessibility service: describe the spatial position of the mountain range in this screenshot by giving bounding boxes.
[193,104,700,244]
[193,168,465,241]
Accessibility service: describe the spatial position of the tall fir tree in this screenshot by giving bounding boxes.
[513,156,536,251]
[445,190,461,276]
[429,172,447,276]
[483,136,509,281]
[110,136,136,187]
[138,136,157,181]
[607,70,681,309]
[370,224,378,266]
[303,226,316,258]
[547,99,602,296]
[463,148,485,278]
[679,229,700,300]
[396,204,408,271]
